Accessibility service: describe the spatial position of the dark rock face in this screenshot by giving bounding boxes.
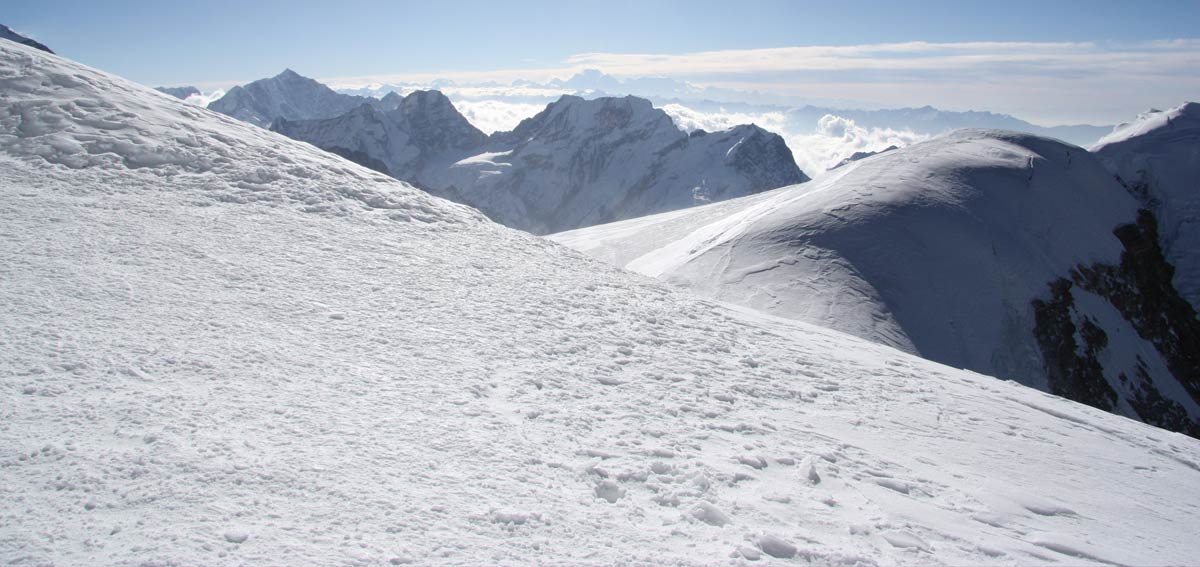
[1033,210,1200,437]
[155,86,201,100]
[1031,279,1119,411]
[725,126,809,188]
[0,25,53,54]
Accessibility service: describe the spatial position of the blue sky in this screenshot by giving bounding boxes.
[6,0,1199,123]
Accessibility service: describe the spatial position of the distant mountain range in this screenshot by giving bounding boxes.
[336,69,1113,147]
[209,70,808,234]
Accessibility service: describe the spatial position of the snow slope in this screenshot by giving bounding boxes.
[1092,102,1200,311]
[554,131,1200,435]
[274,91,809,234]
[3,41,1200,567]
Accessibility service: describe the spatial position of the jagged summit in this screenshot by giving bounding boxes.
[207,68,374,127]
[269,87,808,234]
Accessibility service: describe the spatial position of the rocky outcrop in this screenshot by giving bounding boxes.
[1033,211,1200,437]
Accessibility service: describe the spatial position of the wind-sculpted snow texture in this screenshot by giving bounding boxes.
[269,88,809,234]
[1092,102,1200,313]
[554,131,1200,435]
[3,42,1200,566]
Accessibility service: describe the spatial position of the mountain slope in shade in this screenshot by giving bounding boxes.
[0,24,52,54]
[207,69,375,127]
[3,40,1200,567]
[437,95,809,234]
[553,130,1200,436]
[155,85,201,100]
[271,90,487,180]
[1092,102,1200,312]
[276,92,808,234]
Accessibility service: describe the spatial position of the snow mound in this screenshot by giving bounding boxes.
[2,40,1200,567]
[0,44,480,226]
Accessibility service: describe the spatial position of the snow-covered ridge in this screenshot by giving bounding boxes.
[0,44,480,227]
[3,40,1200,566]
[1091,102,1200,312]
[554,129,1200,435]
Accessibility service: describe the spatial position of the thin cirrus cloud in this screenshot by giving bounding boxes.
[323,40,1199,125]
[565,40,1200,76]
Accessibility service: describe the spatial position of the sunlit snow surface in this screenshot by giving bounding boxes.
[2,42,1199,566]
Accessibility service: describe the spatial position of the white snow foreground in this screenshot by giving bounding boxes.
[1092,102,1200,311]
[1,43,1199,567]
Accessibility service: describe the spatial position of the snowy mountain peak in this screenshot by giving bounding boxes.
[208,68,373,127]
[268,89,807,234]
[498,94,680,148]
[270,89,487,181]
[1092,101,1200,151]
